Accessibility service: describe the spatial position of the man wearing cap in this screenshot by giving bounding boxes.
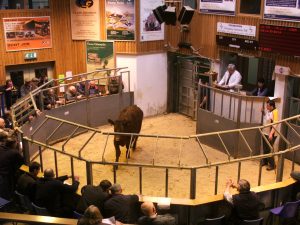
[103,183,139,224]
[216,64,242,90]
[20,79,35,97]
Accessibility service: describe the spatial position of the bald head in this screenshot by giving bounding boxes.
[141,201,156,217]
[0,118,5,129]
[84,205,103,221]
[44,168,55,178]
[68,85,76,94]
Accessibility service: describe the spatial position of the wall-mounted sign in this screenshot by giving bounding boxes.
[264,0,300,22]
[140,0,165,42]
[217,22,256,37]
[86,40,115,84]
[70,0,100,40]
[199,0,236,16]
[216,35,259,50]
[24,52,37,60]
[105,0,135,40]
[3,16,52,52]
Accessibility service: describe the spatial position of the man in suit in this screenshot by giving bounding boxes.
[16,161,40,201]
[104,183,139,224]
[76,179,112,214]
[34,168,79,218]
[138,201,176,225]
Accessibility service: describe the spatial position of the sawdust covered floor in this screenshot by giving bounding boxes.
[37,113,298,199]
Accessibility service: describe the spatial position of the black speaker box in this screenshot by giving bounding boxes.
[178,6,194,25]
[152,5,167,24]
[164,6,177,25]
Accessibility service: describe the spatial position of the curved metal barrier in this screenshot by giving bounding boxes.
[10,68,300,200]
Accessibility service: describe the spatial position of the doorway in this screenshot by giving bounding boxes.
[5,62,54,91]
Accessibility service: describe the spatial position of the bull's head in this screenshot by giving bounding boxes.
[108,119,129,143]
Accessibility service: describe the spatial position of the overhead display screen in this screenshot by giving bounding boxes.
[259,24,300,56]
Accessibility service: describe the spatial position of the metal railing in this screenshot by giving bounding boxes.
[22,114,300,199]
[11,67,130,127]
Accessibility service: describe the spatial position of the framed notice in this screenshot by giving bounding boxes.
[3,16,52,52]
[199,0,236,16]
[105,0,135,40]
[140,0,165,42]
[70,0,100,40]
[86,41,115,83]
[264,0,300,22]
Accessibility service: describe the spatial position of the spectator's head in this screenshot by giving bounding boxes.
[6,79,13,87]
[32,77,39,84]
[237,179,251,193]
[29,161,41,176]
[110,183,122,195]
[0,118,5,129]
[141,201,157,217]
[44,168,55,179]
[5,131,17,148]
[24,78,31,86]
[227,64,236,75]
[80,78,86,85]
[82,205,103,225]
[89,80,96,88]
[257,78,265,89]
[48,88,55,96]
[68,86,77,94]
[99,180,112,192]
[267,99,276,111]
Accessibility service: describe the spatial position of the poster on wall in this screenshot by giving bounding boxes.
[199,0,236,16]
[70,0,100,40]
[105,0,135,40]
[86,40,115,83]
[140,0,164,42]
[3,16,52,51]
[264,0,300,22]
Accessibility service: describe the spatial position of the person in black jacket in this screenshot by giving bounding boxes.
[224,179,263,224]
[0,131,24,199]
[34,168,80,218]
[138,201,176,225]
[16,161,40,201]
[103,183,139,224]
[76,179,112,214]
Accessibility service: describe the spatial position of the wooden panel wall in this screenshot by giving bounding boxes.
[166,6,300,74]
[0,0,165,83]
[1,0,300,83]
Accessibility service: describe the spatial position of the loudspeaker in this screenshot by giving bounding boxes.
[164,6,177,25]
[153,5,167,24]
[178,6,194,25]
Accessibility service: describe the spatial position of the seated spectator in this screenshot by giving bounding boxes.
[77,78,87,95]
[77,179,112,214]
[77,205,105,225]
[34,168,80,218]
[0,130,24,199]
[88,81,100,96]
[20,79,35,97]
[44,89,63,110]
[31,78,39,89]
[251,78,268,97]
[16,161,40,201]
[65,86,83,102]
[4,79,18,110]
[138,201,176,225]
[107,75,124,95]
[224,179,262,224]
[3,112,13,129]
[104,183,139,224]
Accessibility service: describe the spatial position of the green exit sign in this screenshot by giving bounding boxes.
[24,52,37,60]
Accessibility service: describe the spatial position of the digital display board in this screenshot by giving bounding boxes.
[259,24,300,56]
